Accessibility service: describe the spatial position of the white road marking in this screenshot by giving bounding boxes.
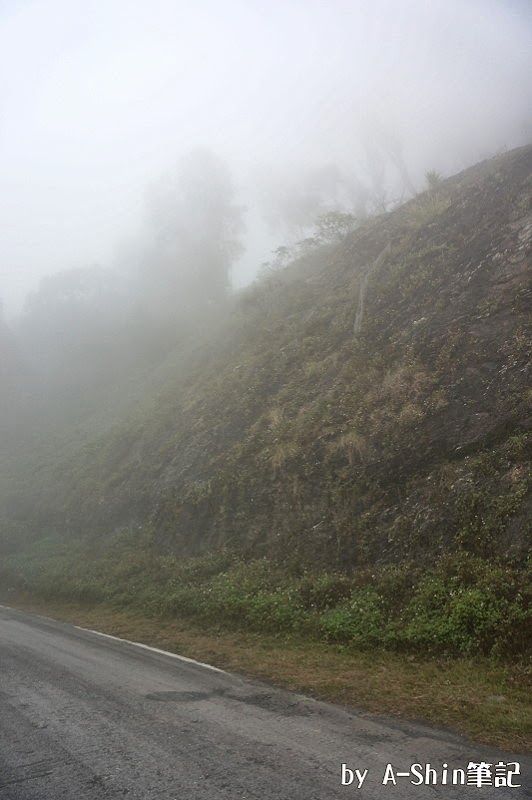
[0,604,225,674]
[73,626,226,674]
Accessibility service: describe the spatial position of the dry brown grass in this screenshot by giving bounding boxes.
[329,431,370,466]
[268,441,298,474]
[266,405,284,429]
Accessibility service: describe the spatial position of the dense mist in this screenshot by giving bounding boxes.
[1,0,531,318]
[1,0,531,437]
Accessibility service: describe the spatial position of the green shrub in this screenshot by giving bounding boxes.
[397,567,531,657]
[298,572,353,611]
[319,589,384,645]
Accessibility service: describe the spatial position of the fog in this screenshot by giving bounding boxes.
[1,0,531,316]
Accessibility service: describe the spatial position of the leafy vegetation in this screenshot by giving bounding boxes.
[2,541,529,660]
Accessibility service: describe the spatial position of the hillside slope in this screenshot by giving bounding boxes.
[1,146,530,573]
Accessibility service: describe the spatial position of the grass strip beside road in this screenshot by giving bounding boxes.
[5,595,530,752]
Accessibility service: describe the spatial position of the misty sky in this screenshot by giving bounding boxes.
[1,0,531,315]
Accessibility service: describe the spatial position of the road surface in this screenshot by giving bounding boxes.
[0,605,529,798]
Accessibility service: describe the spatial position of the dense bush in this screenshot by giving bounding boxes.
[2,544,529,659]
[318,589,384,644]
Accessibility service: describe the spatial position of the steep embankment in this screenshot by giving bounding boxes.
[1,146,530,572]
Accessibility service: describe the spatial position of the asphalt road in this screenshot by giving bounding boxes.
[0,605,529,799]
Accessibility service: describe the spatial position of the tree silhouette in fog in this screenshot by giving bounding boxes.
[144,148,245,322]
